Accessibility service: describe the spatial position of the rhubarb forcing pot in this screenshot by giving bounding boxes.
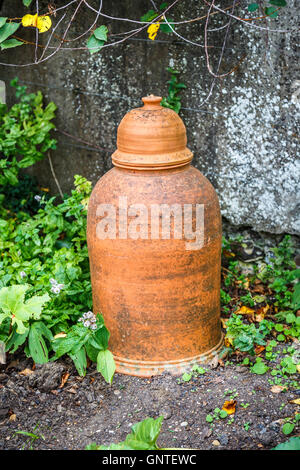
[87,95,223,376]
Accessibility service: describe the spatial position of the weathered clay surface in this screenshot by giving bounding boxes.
[87,97,222,375]
[0,0,299,234]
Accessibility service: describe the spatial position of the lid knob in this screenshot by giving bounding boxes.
[142,95,162,109]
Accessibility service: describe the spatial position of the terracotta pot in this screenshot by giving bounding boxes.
[87,95,223,376]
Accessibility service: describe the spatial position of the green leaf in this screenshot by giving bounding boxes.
[265,6,279,17]
[0,18,7,29]
[19,293,50,320]
[160,23,173,33]
[86,35,104,55]
[248,2,259,11]
[23,0,33,6]
[0,22,20,44]
[52,332,79,358]
[269,0,286,6]
[182,372,192,382]
[272,436,300,450]
[292,283,300,308]
[1,39,23,50]
[127,416,163,449]
[97,349,115,384]
[206,414,214,423]
[277,334,285,342]
[286,313,296,324]
[69,346,87,377]
[28,323,49,363]
[93,25,108,42]
[160,2,168,10]
[90,324,109,350]
[5,328,28,353]
[220,410,228,419]
[282,422,295,435]
[250,360,269,375]
[88,416,164,450]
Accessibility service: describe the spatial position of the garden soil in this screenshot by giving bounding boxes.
[0,351,299,450]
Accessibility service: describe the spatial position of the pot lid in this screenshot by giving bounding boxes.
[112,95,193,170]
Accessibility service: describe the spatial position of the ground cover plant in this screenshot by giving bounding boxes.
[0,81,115,384]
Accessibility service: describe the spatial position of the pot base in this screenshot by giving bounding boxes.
[113,335,224,377]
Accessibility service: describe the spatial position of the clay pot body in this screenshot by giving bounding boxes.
[87,96,222,376]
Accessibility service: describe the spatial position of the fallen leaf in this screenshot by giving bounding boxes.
[59,372,69,389]
[54,332,67,339]
[19,368,34,376]
[255,305,270,322]
[254,345,265,355]
[290,398,300,405]
[67,387,77,394]
[222,400,237,415]
[51,390,59,396]
[271,385,285,394]
[224,337,233,348]
[223,250,235,258]
[147,22,160,40]
[9,414,16,422]
[235,306,255,316]
[220,318,228,329]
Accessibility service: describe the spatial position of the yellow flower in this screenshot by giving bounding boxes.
[147,22,160,40]
[21,13,52,33]
[22,14,38,28]
[36,15,52,33]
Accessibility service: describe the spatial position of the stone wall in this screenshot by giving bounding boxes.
[0,0,299,234]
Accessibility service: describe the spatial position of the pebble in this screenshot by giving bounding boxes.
[180,421,188,427]
[212,440,220,446]
[218,434,229,446]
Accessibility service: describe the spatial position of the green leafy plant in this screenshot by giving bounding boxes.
[248,0,287,18]
[0,284,52,363]
[87,25,108,55]
[272,436,300,451]
[161,67,186,114]
[86,417,164,450]
[0,18,21,51]
[0,168,115,383]
[225,314,273,353]
[14,424,45,450]
[52,313,115,383]
[140,3,174,34]
[250,357,269,375]
[0,78,57,187]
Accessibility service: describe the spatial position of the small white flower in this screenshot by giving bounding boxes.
[34,195,41,202]
[20,271,26,279]
[50,278,57,285]
[78,317,83,322]
[51,285,61,294]
[90,324,97,330]
[83,320,91,328]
